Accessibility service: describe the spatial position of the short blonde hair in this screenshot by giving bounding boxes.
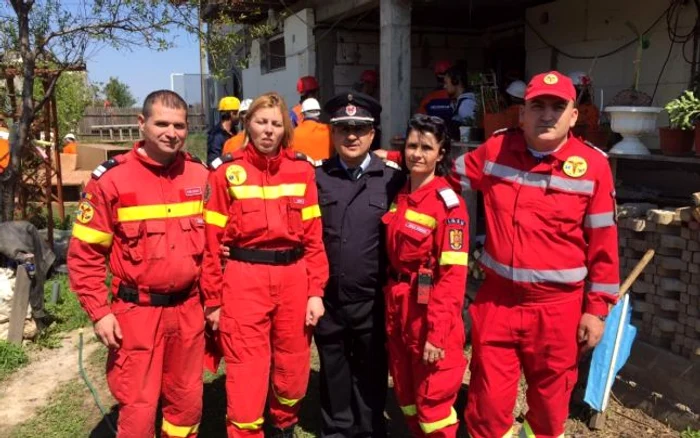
[245,92,294,149]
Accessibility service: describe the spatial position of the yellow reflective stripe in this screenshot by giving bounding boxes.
[203,209,228,228]
[419,407,458,434]
[117,200,202,222]
[275,393,302,407]
[302,204,321,221]
[518,421,562,438]
[501,425,515,438]
[72,223,113,247]
[161,419,199,437]
[228,416,264,430]
[439,251,469,266]
[229,183,306,200]
[389,203,397,213]
[401,404,417,416]
[405,209,437,229]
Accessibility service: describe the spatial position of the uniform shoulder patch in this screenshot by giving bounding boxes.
[493,127,516,137]
[211,153,234,170]
[384,160,401,170]
[438,187,460,209]
[294,151,317,167]
[583,140,609,158]
[445,217,466,226]
[91,155,124,179]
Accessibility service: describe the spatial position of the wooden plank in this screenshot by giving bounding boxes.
[7,265,31,345]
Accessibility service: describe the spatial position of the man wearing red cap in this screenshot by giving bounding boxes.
[452,71,620,437]
[292,76,320,127]
[417,60,453,122]
[359,69,379,98]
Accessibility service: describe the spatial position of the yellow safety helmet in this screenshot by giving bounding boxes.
[218,96,241,112]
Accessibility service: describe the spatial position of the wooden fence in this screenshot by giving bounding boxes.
[76,107,207,140]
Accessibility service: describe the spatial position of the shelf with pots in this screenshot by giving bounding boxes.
[661,90,700,157]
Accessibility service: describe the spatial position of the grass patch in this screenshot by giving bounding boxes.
[0,340,29,381]
[185,132,206,162]
[34,274,91,349]
[682,429,700,438]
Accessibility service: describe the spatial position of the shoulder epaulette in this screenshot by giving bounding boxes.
[438,187,460,209]
[211,153,234,170]
[385,160,401,171]
[92,156,124,179]
[493,127,517,137]
[186,153,208,169]
[583,140,609,158]
[294,151,317,167]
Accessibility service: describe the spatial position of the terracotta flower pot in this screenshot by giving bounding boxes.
[659,127,694,156]
[695,120,700,156]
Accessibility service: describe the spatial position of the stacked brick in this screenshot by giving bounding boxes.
[617,193,700,361]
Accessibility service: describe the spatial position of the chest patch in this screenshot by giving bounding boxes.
[405,222,430,236]
[563,156,587,178]
[184,187,202,197]
[226,165,247,185]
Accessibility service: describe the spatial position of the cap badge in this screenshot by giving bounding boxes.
[543,74,559,85]
[347,93,353,101]
[345,104,357,116]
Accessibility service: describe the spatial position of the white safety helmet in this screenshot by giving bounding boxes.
[505,80,526,99]
[63,133,76,142]
[568,71,591,86]
[239,98,253,113]
[301,98,321,114]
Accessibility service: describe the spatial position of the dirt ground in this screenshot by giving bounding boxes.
[2,334,690,438]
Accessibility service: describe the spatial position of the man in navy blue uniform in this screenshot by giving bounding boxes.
[314,92,404,438]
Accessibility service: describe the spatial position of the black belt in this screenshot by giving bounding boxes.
[227,246,304,265]
[117,284,190,307]
[389,270,412,283]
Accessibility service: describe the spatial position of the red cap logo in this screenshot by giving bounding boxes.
[525,71,576,102]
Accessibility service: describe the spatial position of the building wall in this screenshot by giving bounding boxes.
[241,9,316,107]
[525,0,696,150]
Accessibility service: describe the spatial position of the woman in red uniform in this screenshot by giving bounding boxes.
[382,114,469,437]
[201,92,329,438]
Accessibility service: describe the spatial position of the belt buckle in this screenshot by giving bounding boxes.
[122,287,139,303]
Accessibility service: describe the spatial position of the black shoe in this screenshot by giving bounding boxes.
[269,425,295,438]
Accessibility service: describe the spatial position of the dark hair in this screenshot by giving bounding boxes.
[401,114,452,176]
[444,64,469,89]
[142,90,188,119]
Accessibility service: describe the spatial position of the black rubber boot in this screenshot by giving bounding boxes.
[269,426,295,438]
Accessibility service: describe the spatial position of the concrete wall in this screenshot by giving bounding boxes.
[525,0,696,150]
[241,9,316,107]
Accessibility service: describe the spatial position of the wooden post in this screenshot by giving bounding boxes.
[42,79,54,250]
[51,91,64,221]
[7,264,31,345]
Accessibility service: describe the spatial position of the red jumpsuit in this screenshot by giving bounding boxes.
[451,130,619,437]
[67,143,208,438]
[201,144,329,438]
[381,176,469,438]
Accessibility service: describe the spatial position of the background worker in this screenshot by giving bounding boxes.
[207,96,240,164]
[291,76,320,127]
[569,71,600,130]
[67,90,208,437]
[62,133,78,154]
[358,69,379,99]
[443,64,477,139]
[453,71,619,438]
[383,114,469,437]
[291,98,333,161]
[314,92,404,438]
[201,92,328,438]
[417,60,453,122]
[0,116,10,176]
[221,98,253,156]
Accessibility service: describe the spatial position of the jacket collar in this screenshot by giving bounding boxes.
[130,140,185,172]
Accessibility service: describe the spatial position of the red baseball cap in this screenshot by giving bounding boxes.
[524,71,576,102]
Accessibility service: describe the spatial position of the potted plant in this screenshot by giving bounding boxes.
[661,90,700,156]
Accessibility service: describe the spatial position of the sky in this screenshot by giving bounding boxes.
[86,27,204,105]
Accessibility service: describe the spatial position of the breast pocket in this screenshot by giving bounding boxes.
[180,217,205,257]
[369,195,388,214]
[144,220,167,260]
[287,197,305,235]
[236,200,267,235]
[117,221,144,263]
[397,224,433,264]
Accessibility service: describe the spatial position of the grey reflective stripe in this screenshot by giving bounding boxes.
[483,160,595,195]
[480,251,588,284]
[453,156,472,191]
[584,212,616,228]
[587,282,619,296]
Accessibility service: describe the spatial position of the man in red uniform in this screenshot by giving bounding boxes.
[453,71,620,437]
[417,60,452,122]
[67,90,208,438]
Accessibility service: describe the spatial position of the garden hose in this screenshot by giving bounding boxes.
[78,329,117,434]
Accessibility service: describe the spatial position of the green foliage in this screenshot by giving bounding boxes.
[35,274,91,349]
[55,73,95,136]
[681,428,700,438]
[102,77,136,108]
[0,340,29,381]
[185,132,207,161]
[665,90,700,130]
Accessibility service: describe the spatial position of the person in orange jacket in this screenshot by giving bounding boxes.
[222,98,253,156]
[453,71,619,437]
[569,71,600,129]
[67,90,208,438]
[382,114,469,437]
[291,76,320,127]
[0,116,10,175]
[201,92,329,438]
[62,133,78,154]
[417,60,453,122]
[290,98,333,161]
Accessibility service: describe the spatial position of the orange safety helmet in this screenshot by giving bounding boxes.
[361,69,378,84]
[296,76,319,94]
[434,60,452,76]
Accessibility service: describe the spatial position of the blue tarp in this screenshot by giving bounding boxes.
[584,294,637,412]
